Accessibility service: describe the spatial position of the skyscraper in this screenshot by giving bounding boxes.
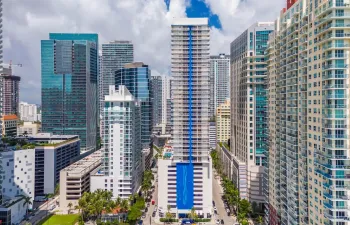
[41,33,98,152]
[91,85,141,199]
[209,54,230,117]
[0,68,21,116]
[157,18,212,217]
[115,62,152,147]
[151,74,171,127]
[266,1,350,224]
[0,0,2,72]
[230,22,273,206]
[100,41,133,114]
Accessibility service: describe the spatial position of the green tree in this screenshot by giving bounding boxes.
[165,205,173,222]
[21,195,32,216]
[188,207,197,219]
[256,215,263,225]
[67,202,73,214]
[121,199,130,212]
[239,199,252,215]
[54,184,60,195]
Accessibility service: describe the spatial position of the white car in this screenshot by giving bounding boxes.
[216,220,220,224]
[214,206,217,211]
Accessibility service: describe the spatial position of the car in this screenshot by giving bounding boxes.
[213,207,217,211]
[138,220,143,225]
[216,220,220,224]
[221,219,224,224]
[212,201,215,206]
[145,208,148,212]
[142,213,146,219]
[214,210,217,215]
[152,212,156,217]
[147,202,150,207]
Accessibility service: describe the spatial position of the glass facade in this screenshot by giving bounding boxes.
[115,63,152,147]
[100,41,133,115]
[41,33,98,151]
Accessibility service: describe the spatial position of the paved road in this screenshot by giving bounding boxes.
[143,173,158,225]
[25,196,59,224]
[212,170,236,225]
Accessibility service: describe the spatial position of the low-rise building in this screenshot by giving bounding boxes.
[60,150,101,211]
[0,196,26,225]
[0,148,35,204]
[30,133,80,196]
[17,122,41,136]
[1,115,18,137]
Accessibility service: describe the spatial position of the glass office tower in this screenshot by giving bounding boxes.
[41,33,98,152]
[100,41,133,116]
[230,22,273,206]
[115,62,152,147]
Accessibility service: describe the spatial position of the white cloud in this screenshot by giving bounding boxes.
[3,0,285,104]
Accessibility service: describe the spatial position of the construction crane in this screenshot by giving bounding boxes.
[8,60,22,69]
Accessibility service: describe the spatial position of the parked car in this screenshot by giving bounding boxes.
[152,212,156,217]
[216,220,220,224]
[221,219,224,224]
[142,213,146,219]
[213,207,217,211]
[212,201,215,206]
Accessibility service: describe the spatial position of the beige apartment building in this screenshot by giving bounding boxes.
[216,99,231,143]
[59,150,101,211]
[266,0,350,225]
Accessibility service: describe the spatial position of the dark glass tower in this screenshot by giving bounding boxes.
[115,62,152,147]
[41,33,98,152]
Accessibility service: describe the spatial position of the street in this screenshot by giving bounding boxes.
[143,171,158,225]
[212,170,236,225]
[24,196,59,224]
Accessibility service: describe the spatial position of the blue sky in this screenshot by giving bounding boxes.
[165,0,222,29]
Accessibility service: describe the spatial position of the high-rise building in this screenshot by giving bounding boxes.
[115,62,152,147]
[19,102,38,122]
[100,41,133,116]
[0,0,2,72]
[91,85,141,199]
[209,54,230,117]
[230,22,273,206]
[151,74,171,127]
[216,99,230,143]
[157,18,212,217]
[265,1,350,225]
[41,33,98,152]
[209,122,216,149]
[0,68,21,116]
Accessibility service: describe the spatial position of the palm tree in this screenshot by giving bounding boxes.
[115,196,122,208]
[165,205,173,222]
[256,215,263,225]
[20,195,32,216]
[67,202,73,214]
[188,207,197,220]
[121,199,129,212]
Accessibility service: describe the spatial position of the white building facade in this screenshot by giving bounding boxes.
[209,54,230,117]
[157,18,212,218]
[91,85,141,199]
[0,148,35,205]
[19,102,37,122]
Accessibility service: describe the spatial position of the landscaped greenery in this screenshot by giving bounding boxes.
[210,150,257,224]
[37,214,79,225]
[160,218,179,222]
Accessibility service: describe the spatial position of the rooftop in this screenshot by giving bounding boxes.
[0,196,24,208]
[29,132,78,139]
[172,18,208,26]
[2,114,19,120]
[62,150,101,176]
[124,62,146,68]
